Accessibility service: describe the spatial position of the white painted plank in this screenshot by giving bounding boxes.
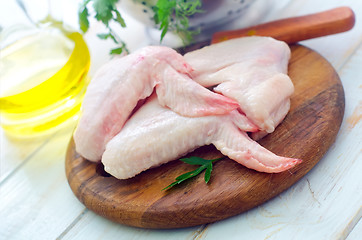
[0,126,86,240]
[197,38,362,240]
[59,210,204,240]
[347,219,362,240]
[0,118,78,183]
[0,129,50,182]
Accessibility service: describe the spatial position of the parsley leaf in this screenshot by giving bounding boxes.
[78,0,91,33]
[162,156,223,191]
[114,9,126,27]
[110,46,125,55]
[93,0,116,24]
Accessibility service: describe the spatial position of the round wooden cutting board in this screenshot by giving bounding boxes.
[65,44,344,229]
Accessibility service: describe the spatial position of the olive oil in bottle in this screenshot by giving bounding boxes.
[0,26,90,137]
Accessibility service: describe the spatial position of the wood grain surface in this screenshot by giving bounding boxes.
[212,7,355,44]
[65,44,344,229]
[178,7,355,54]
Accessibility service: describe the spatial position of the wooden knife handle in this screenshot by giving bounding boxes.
[211,7,355,44]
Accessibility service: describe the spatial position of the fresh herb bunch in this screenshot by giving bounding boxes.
[163,156,223,191]
[154,0,203,44]
[78,0,203,55]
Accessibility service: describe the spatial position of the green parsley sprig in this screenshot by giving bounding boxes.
[163,156,223,191]
[79,0,129,54]
[78,0,203,55]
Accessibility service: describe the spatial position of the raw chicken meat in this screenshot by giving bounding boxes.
[102,95,301,179]
[73,46,238,161]
[184,37,294,139]
[101,37,300,179]
[76,36,301,179]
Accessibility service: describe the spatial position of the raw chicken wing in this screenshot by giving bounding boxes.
[184,37,294,138]
[102,96,301,179]
[74,46,238,161]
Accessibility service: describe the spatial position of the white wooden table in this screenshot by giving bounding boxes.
[1,0,361,239]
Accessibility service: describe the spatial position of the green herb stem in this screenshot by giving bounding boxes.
[162,156,223,191]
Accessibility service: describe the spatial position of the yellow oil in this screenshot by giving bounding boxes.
[0,26,90,137]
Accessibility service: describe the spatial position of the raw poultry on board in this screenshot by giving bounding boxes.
[74,36,302,179]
